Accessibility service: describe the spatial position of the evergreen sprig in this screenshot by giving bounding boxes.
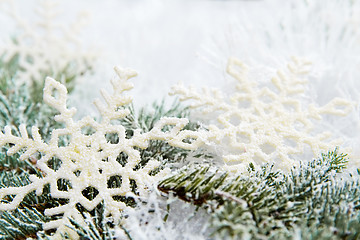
[65,207,117,240]
[158,148,360,239]
[0,207,48,240]
[0,60,62,141]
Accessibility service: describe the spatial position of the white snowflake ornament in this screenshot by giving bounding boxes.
[171,57,355,172]
[0,67,206,239]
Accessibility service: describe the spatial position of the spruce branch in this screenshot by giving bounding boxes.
[158,149,360,239]
[0,206,48,240]
[64,204,127,240]
[0,61,62,141]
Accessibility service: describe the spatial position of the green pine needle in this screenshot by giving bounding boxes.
[158,149,360,239]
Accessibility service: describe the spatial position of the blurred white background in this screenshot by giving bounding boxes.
[1,0,360,106]
[1,0,360,119]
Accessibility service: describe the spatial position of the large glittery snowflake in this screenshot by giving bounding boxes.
[0,67,205,238]
[0,0,95,83]
[171,57,354,171]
